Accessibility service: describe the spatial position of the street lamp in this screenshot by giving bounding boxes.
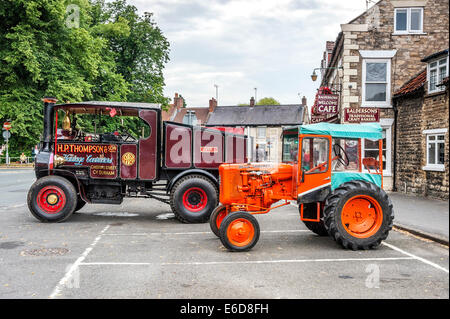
[310,66,343,82]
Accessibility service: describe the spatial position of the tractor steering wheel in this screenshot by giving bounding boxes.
[332,144,350,167]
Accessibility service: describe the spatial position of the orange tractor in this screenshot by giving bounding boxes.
[210,123,394,251]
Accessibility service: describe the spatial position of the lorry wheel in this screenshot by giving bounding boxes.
[27,175,78,223]
[300,203,328,236]
[323,180,394,250]
[219,212,260,252]
[170,174,218,223]
[210,205,229,237]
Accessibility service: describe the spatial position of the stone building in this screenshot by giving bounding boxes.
[318,0,449,191]
[393,49,449,200]
[205,98,306,162]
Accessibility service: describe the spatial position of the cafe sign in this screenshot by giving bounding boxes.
[344,107,380,123]
[313,94,339,116]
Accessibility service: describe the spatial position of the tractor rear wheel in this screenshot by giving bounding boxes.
[219,212,260,252]
[170,174,218,223]
[323,180,394,250]
[300,203,328,236]
[210,205,229,237]
[27,175,78,223]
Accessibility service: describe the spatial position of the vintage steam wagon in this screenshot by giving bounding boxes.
[210,123,394,251]
[28,98,247,223]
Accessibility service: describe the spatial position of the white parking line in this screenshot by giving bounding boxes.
[49,224,110,299]
[80,257,414,267]
[103,229,310,236]
[382,242,449,273]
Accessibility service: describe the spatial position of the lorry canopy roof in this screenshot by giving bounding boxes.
[299,123,382,139]
[54,101,160,116]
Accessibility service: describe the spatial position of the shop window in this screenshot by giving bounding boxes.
[394,8,423,34]
[423,129,447,171]
[361,122,393,176]
[428,56,448,94]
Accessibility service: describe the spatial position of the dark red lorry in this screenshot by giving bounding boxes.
[28,98,247,223]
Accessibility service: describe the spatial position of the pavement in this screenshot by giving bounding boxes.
[389,192,449,245]
[0,168,448,299]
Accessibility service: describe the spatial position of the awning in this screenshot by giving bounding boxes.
[299,122,382,139]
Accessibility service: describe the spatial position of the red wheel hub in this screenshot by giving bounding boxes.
[182,187,207,212]
[36,186,66,214]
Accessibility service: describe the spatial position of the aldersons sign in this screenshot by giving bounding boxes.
[344,108,380,123]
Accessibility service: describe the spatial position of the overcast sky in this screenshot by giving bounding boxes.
[128,0,370,107]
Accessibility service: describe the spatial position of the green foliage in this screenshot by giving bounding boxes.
[0,0,170,155]
[257,97,281,105]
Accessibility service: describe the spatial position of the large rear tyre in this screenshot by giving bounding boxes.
[170,174,218,223]
[219,212,260,252]
[209,205,229,237]
[323,180,394,250]
[27,175,78,223]
[300,203,328,236]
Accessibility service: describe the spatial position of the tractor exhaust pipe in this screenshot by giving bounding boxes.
[42,97,58,152]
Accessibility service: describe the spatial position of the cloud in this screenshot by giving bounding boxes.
[128,0,368,107]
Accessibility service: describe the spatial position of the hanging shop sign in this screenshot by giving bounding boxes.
[310,87,339,123]
[344,107,380,123]
[313,94,339,116]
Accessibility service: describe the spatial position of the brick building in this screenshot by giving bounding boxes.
[318,0,449,190]
[393,49,449,199]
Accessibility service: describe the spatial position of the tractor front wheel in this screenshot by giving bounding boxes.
[209,205,229,237]
[219,212,260,252]
[323,180,394,250]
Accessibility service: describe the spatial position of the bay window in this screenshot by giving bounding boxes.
[362,59,391,107]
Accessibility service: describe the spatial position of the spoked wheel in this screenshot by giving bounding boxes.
[210,205,229,237]
[27,175,77,222]
[219,212,260,252]
[183,187,207,212]
[323,180,394,250]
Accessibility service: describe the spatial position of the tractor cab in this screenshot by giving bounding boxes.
[212,122,393,252]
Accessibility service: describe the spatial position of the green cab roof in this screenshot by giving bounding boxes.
[299,123,382,140]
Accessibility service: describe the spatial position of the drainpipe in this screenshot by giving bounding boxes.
[392,99,398,192]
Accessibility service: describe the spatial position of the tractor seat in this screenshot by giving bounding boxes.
[362,157,380,173]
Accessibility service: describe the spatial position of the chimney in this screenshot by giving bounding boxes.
[302,96,307,106]
[173,93,184,109]
[250,97,255,107]
[209,97,217,113]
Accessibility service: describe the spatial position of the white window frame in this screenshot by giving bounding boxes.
[394,7,424,34]
[427,55,449,94]
[361,119,393,176]
[362,58,392,108]
[257,126,266,139]
[423,128,447,172]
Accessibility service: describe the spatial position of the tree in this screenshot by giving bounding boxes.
[0,0,170,156]
[257,97,280,105]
